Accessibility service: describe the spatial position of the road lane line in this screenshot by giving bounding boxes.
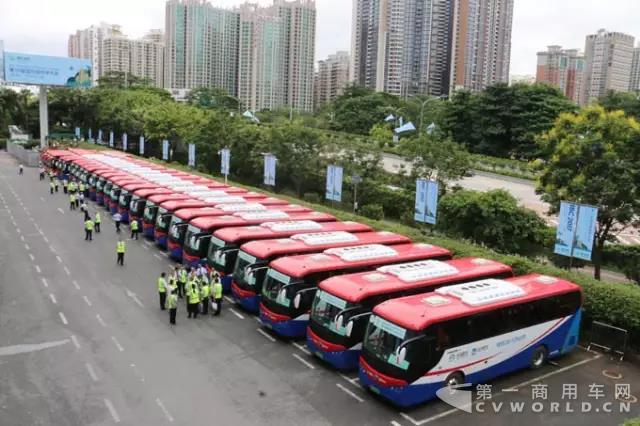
[96,314,107,327]
[254,317,263,324]
[28,253,35,261]
[70,335,80,349]
[155,398,174,422]
[56,256,62,263]
[64,266,71,276]
[111,336,124,352]
[130,363,146,383]
[83,296,92,307]
[223,296,234,304]
[49,294,57,305]
[336,383,364,403]
[72,280,80,290]
[339,374,361,387]
[85,363,99,382]
[154,254,163,260]
[58,312,68,325]
[15,227,20,234]
[20,235,24,242]
[24,243,30,251]
[391,421,404,426]
[41,278,49,288]
[57,208,64,214]
[142,245,149,250]
[292,342,311,356]
[43,236,49,243]
[104,399,121,423]
[229,308,244,319]
[35,265,41,274]
[292,353,315,370]
[257,328,276,342]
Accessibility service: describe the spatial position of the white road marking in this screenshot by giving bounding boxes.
[125,287,144,308]
[96,314,107,327]
[339,374,361,387]
[292,353,315,370]
[70,335,80,349]
[154,254,163,260]
[41,278,49,288]
[20,235,24,242]
[57,208,64,214]
[130,363,146,383]
[292,342,311,356]
[35,265,41,274]
[254,317,263,324]
[38,229,44,236]
[64,266,71,276]
[56,256,62,263]
[85,363,99,382]
[16,227,21,234]
[223,296,234,304]
[49,293,57,305]
[104,399,121,423]
[83,296,92,307]
[142,245,149,250]
[155,398,174,422]
[0,339,69,356]
[28,253,35,261]
[229,308,244,319]
[58,312,68,325]
[111,336,124,352]
[72,280,80,290]
[336,383,364,403]
[24,243,30,251]
[43,236,49,243]
[257,328,276,342]
[391,421,404,426]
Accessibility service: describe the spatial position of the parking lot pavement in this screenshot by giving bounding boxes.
[0,153,638,426]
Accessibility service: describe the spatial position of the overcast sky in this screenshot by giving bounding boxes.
[1,0,639,76]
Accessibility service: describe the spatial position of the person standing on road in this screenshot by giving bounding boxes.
[54,177,60,193]
[84,217,94,241]
[212,274,223,316]
[94,212,101,233]
[69,193,76,210]
[167,289,178,325]
[116,238,126,266]
[63,178,68,194]
[177,266,187,299]
[19,164,23,175]
[39,167,45,181]
[50,180,55,194]
[80,200,88,214]
[187,276,200,319]
[200,279,211,315]
[168,267,178,294]
[113,212,122,233]
[130,218,139,240]
[158,272,168,311]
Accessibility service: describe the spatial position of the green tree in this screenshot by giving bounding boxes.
[142,101,207,158]
[331,85,402,135]
[437,189,548,255]
[0,88,37,137]
[536,106,640,280]
[599,90,640,121]
[97,71,152,89]
[186,87,240,111]
[368,123,393,147]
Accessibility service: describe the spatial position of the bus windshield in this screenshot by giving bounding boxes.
[119,191,129,206]
[232,251,265,288]
[363,315,427,372]
[262,269,303,307]
[88,176,96,186]
[155,208,170,229]
[130,196,140,212]
[185,225,203,251]
[110,186,120,200]
[169,217,186,240]
[97,179,105,190]
[143,203,157,221]
[310,290,359,334]
[207,236,237,273]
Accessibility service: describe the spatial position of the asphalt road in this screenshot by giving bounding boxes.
[0,152,638,425]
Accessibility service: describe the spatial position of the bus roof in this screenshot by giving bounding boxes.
[147,193,191,204]
[238,231,410,260]
[318,257,513,303]
[189,211,336,232]
[175,204,310,221]
[133,187,173,198]
[373,274,582,331]
[159,199,210,211]
[216,221,372,245]
[270,243,452,279]
[122,182,160,192]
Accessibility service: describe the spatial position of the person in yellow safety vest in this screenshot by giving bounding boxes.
[166,289,178,325]
[50,181,55,195]
[168,268,178,293]
[200,279,211,315]
[187,278,200,319]
[94,212,101,233]
[63,178,68,194]
[130,219,139,240]
[84,218,94,241]
[116,238,126,266]
[69,193,76,210]
[177,266,187,299]
[68,181,76,193]
[158,272,168,311]
[79,182,85,194]
[212,275,223,316]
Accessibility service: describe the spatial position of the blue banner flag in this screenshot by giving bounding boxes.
[554,201,598,261]
[325,165,343,202]
[414,179,439,224]
[188,143,196,167]
[263,154,276,186]
[162,140,169,160]
[122,133,128,152]
[88,128,93,142]
[97,129,103,143]
[554,202,578,258]
[139,136,145,155]
[220,148,230,176]
[75,127,81,138]
[109,131,114,147]
[573,205,598,261]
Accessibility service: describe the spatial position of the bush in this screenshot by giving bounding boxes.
[621,418,640,426]
[360,204,384,220]
[602,245,640,284]
[303,192,321,204]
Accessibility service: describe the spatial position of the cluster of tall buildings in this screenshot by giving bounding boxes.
[536,29,640,105]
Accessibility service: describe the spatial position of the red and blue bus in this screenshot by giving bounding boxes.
[117,182,160,223]
[154,199,214,248]
[88,167,116,201]
[129,187,173,227]
[168,203,312,261]
[142,193,191,238]
[359,274,582,407]
[182,211,336,268]
[106,177,148,214]
[306,258,513,370]
[96,171,130,205]
[259,243,452,339]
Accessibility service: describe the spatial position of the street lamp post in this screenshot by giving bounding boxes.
[419,95,448,135]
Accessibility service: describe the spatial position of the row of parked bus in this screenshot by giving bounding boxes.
[41,148,583,408]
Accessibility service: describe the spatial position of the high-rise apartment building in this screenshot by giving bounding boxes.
[351,0,513,98]
[130,31,166,88]
[536,45,585,104]
[581,29,635,105]
[449,0,514,93]
[0,40,4,82]
[101,36,131,76]
[314,51,350,108]
[164,0,240,94]
[68,22,123,84]
[630,45,640,93]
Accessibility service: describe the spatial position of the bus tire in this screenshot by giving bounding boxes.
[530,346,548,369]
[444,371,465,389]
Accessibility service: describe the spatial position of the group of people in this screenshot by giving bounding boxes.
[158,265,223,325]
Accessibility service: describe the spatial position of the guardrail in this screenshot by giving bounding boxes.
[588,321,628,361]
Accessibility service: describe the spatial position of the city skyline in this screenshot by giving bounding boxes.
[2,0,640,77]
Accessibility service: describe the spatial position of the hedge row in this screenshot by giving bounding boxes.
[602,244,640,284]
[81,144,640,349]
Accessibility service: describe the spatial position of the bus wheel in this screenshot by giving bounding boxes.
[444,372,465,389]
[530,346,548,369]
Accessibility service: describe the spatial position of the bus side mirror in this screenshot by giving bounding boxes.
[335,314,344,330]
[344,321,353,337]
[397,346,407,365]
[293,293,301,309]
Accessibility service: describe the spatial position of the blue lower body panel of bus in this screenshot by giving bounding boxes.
[143,225,154,239]
[306,335,360,371]
[120,211,129,223]
[359,314,579,407]
[230,282,260,313]
[169,246,183,261]
[96,194,104,205]
[89,190,96,201]
[155,232,168,249]
[259,304,308,338]
[220,275,232,293]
